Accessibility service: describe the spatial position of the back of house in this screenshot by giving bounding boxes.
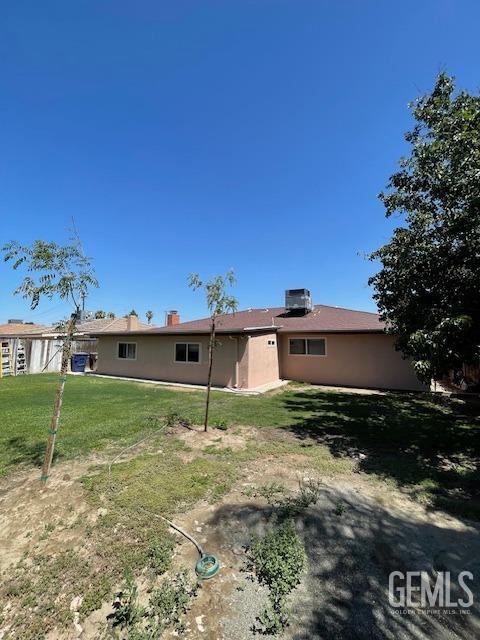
[93,289,424,392]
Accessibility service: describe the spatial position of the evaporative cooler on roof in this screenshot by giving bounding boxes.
[285,288,313,314]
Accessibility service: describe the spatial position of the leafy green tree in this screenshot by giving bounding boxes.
[94,309,106,319]
[369,72,480,383]
[3,239,98,482]
[188,270,237,430]
[146,310,154,324]
[106,311,116,319]
[126,309,138,317]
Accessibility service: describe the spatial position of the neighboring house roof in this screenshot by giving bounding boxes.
[93,305,385,336]
[19,317,154,337]
[0,323,50,337]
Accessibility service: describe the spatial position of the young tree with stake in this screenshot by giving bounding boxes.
[2,239,98,483]
[188,270,237,431]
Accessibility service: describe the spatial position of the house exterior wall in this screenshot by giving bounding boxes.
[96,331,424,392]
[235,336,249,388]
[246,332,281,388]
[278,332,425,391]
[96,334,238,387]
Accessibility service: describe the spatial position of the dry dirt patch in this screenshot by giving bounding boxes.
[1,431,480,640]
[0,457,102,573]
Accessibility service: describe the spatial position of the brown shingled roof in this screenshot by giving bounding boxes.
[20,317,154,336]
[93,304,385,335]
[0,323,49,337]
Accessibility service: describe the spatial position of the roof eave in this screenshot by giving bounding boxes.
[277,328,385,334]
[92,327,279,337]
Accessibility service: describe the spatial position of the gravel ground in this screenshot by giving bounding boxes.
[288,482,480,640]
[178,475,480,640]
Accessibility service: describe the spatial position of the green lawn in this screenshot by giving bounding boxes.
[1,373,480,638]
[1,373,479,518]
[0,373,299,475]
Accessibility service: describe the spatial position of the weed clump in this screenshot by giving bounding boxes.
[250,518,307,635]
[108,570,196,638]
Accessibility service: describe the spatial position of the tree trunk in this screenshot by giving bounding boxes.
[40,315,76,483]
[204,316,216,432]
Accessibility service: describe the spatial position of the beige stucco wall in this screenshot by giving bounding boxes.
[96,332,280,390]
[279,333,425,391]
[246,332,281,388]
[96,334,239,387]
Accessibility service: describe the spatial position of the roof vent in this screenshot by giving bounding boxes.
[285,288,313,314]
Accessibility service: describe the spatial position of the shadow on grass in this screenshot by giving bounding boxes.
[3,436,57,470]
[282,390,480,520]
[209,487,480,640]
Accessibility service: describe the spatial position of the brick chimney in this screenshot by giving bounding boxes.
[166,310,180,326]
[127,314,138,331]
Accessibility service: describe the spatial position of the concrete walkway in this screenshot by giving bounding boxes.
[74,371,289,395]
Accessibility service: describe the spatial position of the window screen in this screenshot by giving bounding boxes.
[175,343,187,362]
[289,339,306,355]
[175,343,200,363]
[187,343,200,363]
[118,343,136,359]
[307,339,326,356]
[289,338,326,356]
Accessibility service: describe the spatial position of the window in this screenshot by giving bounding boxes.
[307,339,326,356]
[118,342,136,359]
[289,339,306,355]
[175,342,201,363]
[289,338,326,356]
[267,339,276,347]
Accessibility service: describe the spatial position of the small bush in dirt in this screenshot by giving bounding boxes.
[107,570,197,638]
[165,412,192,429]
[250,518,307,635]
[278,478,323,516]
[144,570,197,636]
[334,501,346,516]
[213,419,228,431]
[79,575,112,617]
[164,412,180,428]
[243,482,286,503]
[147,535,174,576]
[256,599,290,635]
[109,570,144,630]
[294,479,323,508]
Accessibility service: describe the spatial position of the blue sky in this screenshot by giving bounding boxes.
[1,1,479,325]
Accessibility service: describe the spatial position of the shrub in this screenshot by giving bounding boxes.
[109,570,144,630]
[250,518,307,634]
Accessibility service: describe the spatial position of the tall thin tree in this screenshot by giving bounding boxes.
[3,238,98,482]
[146,310,154,324]
[188,270,237,431]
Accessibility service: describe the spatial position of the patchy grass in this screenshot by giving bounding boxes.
[0,433,237,639]
[1,374,479,519]
[202,437,355,476]
[83,437,236,515]
[0,508,178,639]
[283,390,480,519]
[1,373,479,637]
